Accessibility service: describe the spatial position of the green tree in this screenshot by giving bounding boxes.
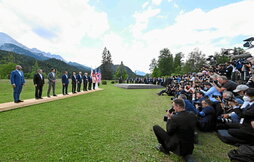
[152,66,161,77]
[101,47,113,80]
[29,61,40,78]
[214,50,230,64]
[173,52,183,74]
[115,61,128,83]
[182,48,206,73]
[149,58,157,73]
[158,48,174,76]
[0,63,16,79]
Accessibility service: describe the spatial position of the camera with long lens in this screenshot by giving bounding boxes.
[241,60,250,65]
[217,116,232,123]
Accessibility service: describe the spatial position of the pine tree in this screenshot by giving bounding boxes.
[158,48,174,76]
[30,61,40,78]
[101,47,113,80]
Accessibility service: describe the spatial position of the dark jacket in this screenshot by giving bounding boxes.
[83,75,88,83]
[76,74,82,84]
[62,74,69,84]
[88,76,92,83]
[198,106,215,131]
[72,75,77,84]
[33,73,44,86]
[166,111,197,156]
[184,99,198,114]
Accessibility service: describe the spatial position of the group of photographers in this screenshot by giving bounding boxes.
[153,60,254,161]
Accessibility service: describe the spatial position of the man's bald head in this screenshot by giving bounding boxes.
[16,65,22,70]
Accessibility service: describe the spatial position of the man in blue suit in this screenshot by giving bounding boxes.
[61,71,69,95]
[10,65,25,103]
[76,71,82,92]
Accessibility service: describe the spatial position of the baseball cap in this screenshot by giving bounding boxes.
[233,85,249,93]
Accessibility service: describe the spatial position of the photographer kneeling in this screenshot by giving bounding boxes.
[197,99,216,132]
[153,99,197,160]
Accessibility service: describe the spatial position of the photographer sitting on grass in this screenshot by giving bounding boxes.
[197,99,216,132]
[217,88,254,146]
[153,99,197,160]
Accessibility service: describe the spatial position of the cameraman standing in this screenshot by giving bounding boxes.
[153,99,197,159]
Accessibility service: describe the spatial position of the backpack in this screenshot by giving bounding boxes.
[228,145,254,162]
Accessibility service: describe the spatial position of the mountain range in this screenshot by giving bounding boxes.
[0,32,91,71]
[0,32,146,77]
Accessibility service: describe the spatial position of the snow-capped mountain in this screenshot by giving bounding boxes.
[0,32,64,61]
[0,32,29,50]
[135,70,146,76]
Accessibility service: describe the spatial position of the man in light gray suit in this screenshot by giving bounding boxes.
[47,68,57,97]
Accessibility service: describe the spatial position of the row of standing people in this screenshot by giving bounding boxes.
[10,65,98,103]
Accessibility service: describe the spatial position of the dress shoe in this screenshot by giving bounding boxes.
[18,100,24,102]
[155,145,170,155]
[14,101,19,103]
[66,94,69,95]
[35,98,40,100]
[39,97,43,99]
[53,95,57,97]
[47,96,51,98]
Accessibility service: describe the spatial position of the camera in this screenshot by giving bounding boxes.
[212,95,221,99]
[213,80,219,86]
[241,60,250,65]
[217,116,232,123]
[163,107,175,121]
[193,101,202,110]
[168,107,175,113]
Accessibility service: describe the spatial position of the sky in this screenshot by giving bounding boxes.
[0,0,254,73]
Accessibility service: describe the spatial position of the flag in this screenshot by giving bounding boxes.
[96,68,102,83]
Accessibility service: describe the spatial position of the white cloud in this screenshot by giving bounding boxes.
[130,8,161,37]
[152,0,162,6]
[126,0,254,72]
[168,0,174,3]
[173,3,179,8]
[0,0,109,66]
[142,2,149,9]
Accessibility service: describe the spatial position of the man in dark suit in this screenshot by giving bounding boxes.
[88,74,92,90]
[47,68,57,97]
[71,72,77,94]
[153,99,197,158]
[76,71,82,92]
[33,69,44,99]
[83,72,88,91]
[62,71,69,95]
[10,65,25,103]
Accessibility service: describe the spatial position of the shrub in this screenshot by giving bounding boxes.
[111,81,115,84]
[102,80,107,85]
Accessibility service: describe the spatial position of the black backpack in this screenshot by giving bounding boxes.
[228,145,254,162]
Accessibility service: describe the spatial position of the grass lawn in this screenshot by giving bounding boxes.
[0,79,65,103]
[0,80,235,161]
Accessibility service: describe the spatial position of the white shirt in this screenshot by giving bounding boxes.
[17,70,22,76]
